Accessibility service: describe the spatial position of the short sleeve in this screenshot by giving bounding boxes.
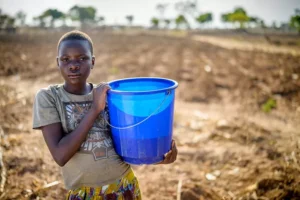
[32,88,61,129]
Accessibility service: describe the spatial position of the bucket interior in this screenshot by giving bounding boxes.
[107,78,177,117]
[108,78,178,94]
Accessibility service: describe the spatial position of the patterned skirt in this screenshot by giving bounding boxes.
[66,168,142,200]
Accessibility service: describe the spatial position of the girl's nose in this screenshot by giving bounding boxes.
[69,61,80,71]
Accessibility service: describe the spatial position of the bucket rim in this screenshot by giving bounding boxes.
[107,77,178,95]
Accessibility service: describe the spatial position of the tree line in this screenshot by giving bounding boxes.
[0,3,299,33]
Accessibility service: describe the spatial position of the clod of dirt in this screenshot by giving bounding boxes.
[181,183,222,200]
[254,166,300,200]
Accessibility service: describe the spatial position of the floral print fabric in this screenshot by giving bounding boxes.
[66,169,141,200]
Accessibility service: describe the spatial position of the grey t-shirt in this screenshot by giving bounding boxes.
[32,84,130,190]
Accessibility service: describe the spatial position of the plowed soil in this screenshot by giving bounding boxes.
[0,30,299,200]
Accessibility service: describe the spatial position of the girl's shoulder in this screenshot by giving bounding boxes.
[35,84,63,101]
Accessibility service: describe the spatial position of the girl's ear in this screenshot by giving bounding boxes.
[91,56,95,69]
[56,57,59,67]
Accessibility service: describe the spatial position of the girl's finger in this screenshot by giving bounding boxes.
[96,82,106,87]
[173,143,178,154]
[170,151,177,162]
[164,151,172,160]
[172,140,177,152]
[96,83,109,90]
[104,85,111,91]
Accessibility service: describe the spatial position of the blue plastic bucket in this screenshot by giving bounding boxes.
[107,77,178,165]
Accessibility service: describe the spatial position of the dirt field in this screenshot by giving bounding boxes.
[0,30,300,200]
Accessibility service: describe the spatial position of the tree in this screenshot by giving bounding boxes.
[234,7,247,15]
[151,17,159,28]
[15,11,26,26]
[259,19,266,28]
[33,15,46,28]
[0,14,9,28]
[290,9,300,34]
[0,13,15,33]
[229,8,249,29]
[221,13,230,28]
[156,3,168,27]
[6,17,15,27]
[174,0,198,28]
[248,16,262,27]
[69,5,97,27]
[175,0,198,17]
[195,12,212,28]
[249,17,258,23]
[164,19,171,29]
[221,7,251,29]
[42,9,65,27]
[175,14,189,29]
[60,14,67,26]
[272,21,278,29]
[97,16,105,26]
[126,15,134,26]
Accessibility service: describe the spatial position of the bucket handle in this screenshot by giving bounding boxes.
[103,90,171,130]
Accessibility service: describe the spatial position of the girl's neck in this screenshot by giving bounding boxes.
[63,83,91,95]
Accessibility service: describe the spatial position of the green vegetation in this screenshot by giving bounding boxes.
[175,15,189,29]
[69,6,97,27]
[15,11,26,26]
[174,1,198,17]
[97,16,105,26]
[151,17,159,28]
[195,13,213,28]
[0,13,15,28]
[0,2,299,32]
[33,8,65,27]
[33,15,46,28]
[290,9,300,34]
[32,6,100,28]
[262,98,277,113]
[164,19,171,29]
[156,3,168,27]
[42,9,65,27]
[221,7,260,29]
[125,15,134,26]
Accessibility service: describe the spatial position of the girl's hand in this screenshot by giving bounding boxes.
[156,140,178,164]
[92,82,110,113]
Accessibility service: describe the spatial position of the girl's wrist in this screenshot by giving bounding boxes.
[89,106,100,118]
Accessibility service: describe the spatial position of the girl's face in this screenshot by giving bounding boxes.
[57,40,95,87]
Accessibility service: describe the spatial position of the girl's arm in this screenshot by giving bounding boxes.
[41,84,110,167]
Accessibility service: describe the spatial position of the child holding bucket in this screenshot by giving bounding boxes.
[32,30,177,199]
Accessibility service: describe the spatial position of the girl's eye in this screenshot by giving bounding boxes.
[61,58,69,62]
[80,57,87,61]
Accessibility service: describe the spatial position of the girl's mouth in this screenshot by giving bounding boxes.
[68,74,81,79]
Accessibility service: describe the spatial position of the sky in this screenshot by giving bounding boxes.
[0,0,299,28]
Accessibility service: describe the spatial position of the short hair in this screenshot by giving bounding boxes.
[57,30,94,55]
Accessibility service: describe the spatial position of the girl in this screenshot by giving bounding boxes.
[33,30,177,199]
